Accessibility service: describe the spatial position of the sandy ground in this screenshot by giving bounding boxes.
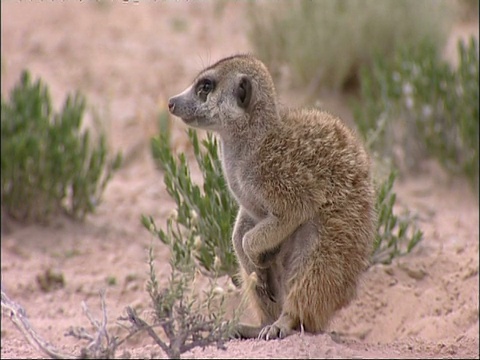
[1,1,479,359]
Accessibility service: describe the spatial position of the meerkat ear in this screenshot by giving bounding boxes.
[235,75,252,109]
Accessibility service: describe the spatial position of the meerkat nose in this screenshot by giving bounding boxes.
[168,99,176,113]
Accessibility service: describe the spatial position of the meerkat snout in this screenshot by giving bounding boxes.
[167,84,194,119]
[167,99,175,113]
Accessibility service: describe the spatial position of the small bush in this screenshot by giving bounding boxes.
[354,37,479,193]
[132,242,238,359]
[247,0,452,93]
[1,70,122,222]
[372,169,423,264]
[143,119,239,283]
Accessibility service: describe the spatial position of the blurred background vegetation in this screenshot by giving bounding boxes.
[247,0,453,94]
[1,70,122,224]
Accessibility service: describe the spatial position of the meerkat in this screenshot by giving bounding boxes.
[168,54,376,340]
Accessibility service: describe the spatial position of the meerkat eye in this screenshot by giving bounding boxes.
[201,79,214,93]
[196,78,215,101]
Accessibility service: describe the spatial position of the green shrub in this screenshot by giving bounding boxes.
[143,121,238,283]
[247,0,452,93]
[137,242,237,359]
[354,37,479,193]
[1,70,122,222]
[372,169,423,264]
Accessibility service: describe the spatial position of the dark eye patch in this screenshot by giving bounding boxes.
[196,78,215,101]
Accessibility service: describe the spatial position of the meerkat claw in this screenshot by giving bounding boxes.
[258,323,289,340]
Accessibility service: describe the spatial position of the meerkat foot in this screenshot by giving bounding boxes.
[258,323,294,340]
[258,314,296,340]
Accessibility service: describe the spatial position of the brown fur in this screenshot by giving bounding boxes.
[168,54,376,340]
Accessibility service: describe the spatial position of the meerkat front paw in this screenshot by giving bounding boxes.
[243,233,281,268]
[258,322,293,340]
[258,312,297,340]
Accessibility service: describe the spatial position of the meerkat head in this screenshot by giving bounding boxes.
[168,54,278,135]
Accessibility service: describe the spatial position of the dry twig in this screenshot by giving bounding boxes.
[1,287,76,359]
[118,305,229,359]
[65,289,119,358]
[1,287,121,359]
